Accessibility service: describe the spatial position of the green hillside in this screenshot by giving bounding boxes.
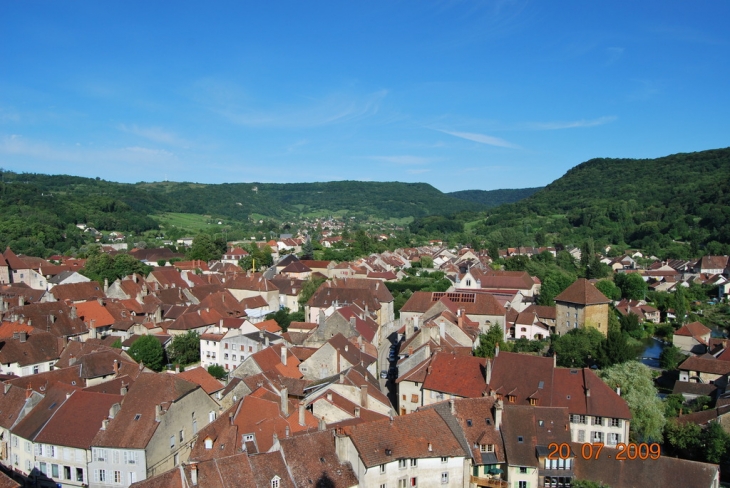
[0,172,484,256]
[468,147,730,256]
[448,187,542,207]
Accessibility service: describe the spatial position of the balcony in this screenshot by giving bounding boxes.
[469,475,508,488]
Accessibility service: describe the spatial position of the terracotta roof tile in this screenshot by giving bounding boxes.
[177,367,224,394]
[554,278,610,305]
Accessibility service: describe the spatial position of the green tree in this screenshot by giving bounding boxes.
[619,312,644,339]
[571,481,610,488]
[504,255,530,271]
[111,338,122,349]
[128,335,164,372]
[614,273,648,300]
[664,419,702,454]
[674,284,687,325]
[301,239,314,260]
[660,345,686,371]
[168,331,201,366]
[536,270,574,306]
[598,361,665,442]
[663,394,685,418]
[474,324,506,358]
[552,328,606,368]
[602,328,633,366]
[595,280,621,301]
[81,251,151,284]
[266,307,293,332]
[703,421,730,464]
[420,255,434,268]
[187,234,221,262]
[298,276,327,309]
[208,364,226,380]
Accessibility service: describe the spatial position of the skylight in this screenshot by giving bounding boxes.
[538,381,544,389]
[517,436,523,443]
[134,414,141,421]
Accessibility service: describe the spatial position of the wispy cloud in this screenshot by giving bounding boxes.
[0,134,176,166]
[119,124,190,148]
[370,155,437,166]
[218,90,388,128]
[523,116,617,130]
[605,47,624,66]
[436,129,520,148]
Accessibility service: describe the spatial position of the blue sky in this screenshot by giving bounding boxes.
[1,1,729,192]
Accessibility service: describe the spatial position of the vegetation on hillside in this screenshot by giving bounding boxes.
[447,187,542,207]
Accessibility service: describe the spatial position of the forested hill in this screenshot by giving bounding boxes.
[448,187,542,207]
[470,147,730,256]
[0,172,484,255]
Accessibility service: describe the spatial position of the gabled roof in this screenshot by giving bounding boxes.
[554,278,610,306]
[0,330,62,367]
[422,353,487,398]
[12,383,79,441]
[34,390,123,449]
[92,372,199,449]
[50,281,105,302]
[401,291,505,316]
[501,405,571,467]
[675,321,711,339]
[679,356,730,376]
[344,408,467,467]
[279,430,359,487]
[177,367,224,394]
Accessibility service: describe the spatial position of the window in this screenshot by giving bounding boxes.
[25,460,31,473]
[519,467,527,474]
[398,459,407,469]
[174,453,179,466]
[113,450,120,464]
[441,457,448,463]
[40,462,47,475]
[225,343,229,349]
[224,353,229,360]
[611,418,621,427]
[51,464,59,478]
[410,458,417,467]
[398,480,407,488]
[578,430,585,442]
[170,435,175,449]
[125,451,138,464]
[592,431,604,443]
[11,436,17,448]
[411,394,419,403]
[529,398,537,406]
[441,472,449,484]
[24,441,31,453]
[466,279,472,286]
[608,433,621,445]
[33,365,39,374]
[507,395,516,403]
[593,416,603,426]
[519,482,528,488]
[243,434,255,442]
[128,472,137,484]
[64,466,71,480]
[95,469,106,482]
[410,477,417,487]
[233,354,237,361]
[380,464,386,474]
[380,485,387,488]
[180,430,184,443]
[209,411,216,422]
[193,418,198,435]
[571,414,586,424]
[94,448,107,462]
[114,470,121,483]
[271,476,281,488]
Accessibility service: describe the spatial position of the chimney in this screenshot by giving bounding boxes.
[319,310,325,327]
[458,313,463,329]
[354,407,360,418]
[265,335,270,347]
[190,463,198,486]
[229,412,234,425]
[69,355,76,366]
[428,442,433,452]
[155,404,163,422]
[175,364,180,374]
[553,352,557,368]
[120,384,127,396]
[285,426,290,438]
[25,385,32,399]
[101,419,109,430]
[327,392,333,402]
[494,399,503,429]
[616,385,621,397]
[280,387,289,416]
[339,372,344,384]
[97,297,104,306]
[19,331,27,343]
[360,384,368,409]
[103,278,109,293]
[586,388,591,398]
[299,402,306,427]
[349,316,356,330]
[12,332,18,340]
[70,306,77,320]
[485,358,492,385]
[281,345,287,366]
[113,360,119,375]
[449,398,455,415]
[318,418,326,431]
[495,344,499,357]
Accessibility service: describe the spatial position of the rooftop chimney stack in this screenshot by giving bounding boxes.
[191,464,198,485]
[449,398,455,415]
[281,345,287,366]
[299,402,306,427]
[280,387,289,416]
[360,384,368,409]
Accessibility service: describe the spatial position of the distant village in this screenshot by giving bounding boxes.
[0,235,727,488]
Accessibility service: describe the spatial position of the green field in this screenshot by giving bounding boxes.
[152,213,228,232]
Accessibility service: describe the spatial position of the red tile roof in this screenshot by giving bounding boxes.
[177,367,224,394]
[554,278,610,305]
[422,353,487,398]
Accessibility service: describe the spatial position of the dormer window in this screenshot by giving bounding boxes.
[271,476,281,488]
[529,398,537,406]
[507,395,516,403]
[204,438,213,449]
